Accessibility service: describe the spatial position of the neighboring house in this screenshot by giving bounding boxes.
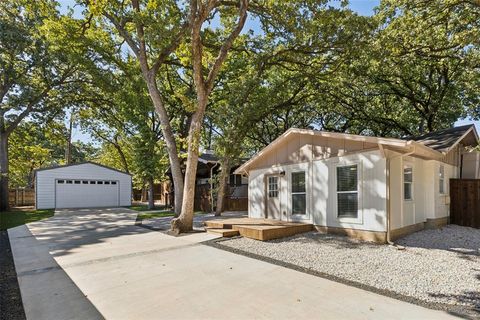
[164,152,248,212]
[235,124,479,242]
[35,162,132,209]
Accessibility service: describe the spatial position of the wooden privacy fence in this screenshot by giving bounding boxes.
[450,179,480,228]
[9,188,35,207]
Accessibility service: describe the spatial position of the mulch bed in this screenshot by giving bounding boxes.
[0,230,26,320]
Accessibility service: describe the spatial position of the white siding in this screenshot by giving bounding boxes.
[390,157,457,230]
[36,163,132,209]
[248,150,387,232]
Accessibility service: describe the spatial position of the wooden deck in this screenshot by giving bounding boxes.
[205,218,314,241]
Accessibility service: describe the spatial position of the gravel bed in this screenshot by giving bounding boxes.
[219,225,480,312]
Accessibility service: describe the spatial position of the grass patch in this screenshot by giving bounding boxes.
[0,209,55,230]
[136,211,175,220]
[129,205,169,212]
[135,210,208,221]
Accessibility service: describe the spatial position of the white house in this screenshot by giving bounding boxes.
[235,125,479,242]
[35,162,132,209]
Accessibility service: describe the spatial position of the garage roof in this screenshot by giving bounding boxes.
[35,161,132,176]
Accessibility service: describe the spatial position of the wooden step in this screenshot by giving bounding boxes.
[204,221,233,229]
[206,228,239,237]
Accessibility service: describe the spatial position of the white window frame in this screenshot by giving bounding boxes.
[291,171,306,215]
[335,162,361,223]
[439,164,445,194]
[403,165,413,201]
[267,176,279,198]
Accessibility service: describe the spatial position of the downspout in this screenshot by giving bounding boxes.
[210,162,220,213]
[385,145,415,246]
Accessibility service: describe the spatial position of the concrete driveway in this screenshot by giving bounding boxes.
[8,208,460,320]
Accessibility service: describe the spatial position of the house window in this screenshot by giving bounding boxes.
[104,181,110,185]
[82,181,88,184]
[57,180,65,184]
[404,166,413,200]
[74,180,81,184]
[337,165,358,218]
[439,165,445,194]
[66,180,73,184]
[229,174,243,187]
[97,181,104,184]
[111,181,117,185]
[89,181,96,184]
[291,171,306,215]
[268,176,279,198]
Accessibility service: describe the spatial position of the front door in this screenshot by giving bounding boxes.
[266,175,281,220]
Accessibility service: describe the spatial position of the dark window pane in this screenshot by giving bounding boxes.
[404,167,412,183]
[404,183,412,200]
[66,180,73,184]
[235,175,242,186]
[82,181,88,184]
[292,194,306,215]
[105,181,110,185]
[58,180,64,184]
[111,181,117,185]
[229,174,235,187]
[337,165,357,191]
[338,193,358,218]
[97,181,103,184]
[292,172,306,193]
[89,181,96,184]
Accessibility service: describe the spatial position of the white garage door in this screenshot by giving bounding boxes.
[55,179,120,209]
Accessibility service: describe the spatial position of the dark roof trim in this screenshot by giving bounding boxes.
[34,161,132,176]
[409,124,478,152]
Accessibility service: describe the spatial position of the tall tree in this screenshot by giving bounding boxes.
[0,1,83,211]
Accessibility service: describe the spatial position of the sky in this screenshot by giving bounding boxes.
[57,0,477,143]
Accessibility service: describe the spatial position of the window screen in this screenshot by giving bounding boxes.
[337,165,358,218]
[291,172,306,215]
[404,167,413,200]
[439,165,445,194]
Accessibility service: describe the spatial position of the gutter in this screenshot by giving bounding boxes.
[384,144,415,246]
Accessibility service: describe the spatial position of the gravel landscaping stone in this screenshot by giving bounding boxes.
[219,225,480,313]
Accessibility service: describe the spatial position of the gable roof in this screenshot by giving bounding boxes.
[35,161,132,176]
[234,128,444,175]
[409,124,478,153]
[198,152,220,164]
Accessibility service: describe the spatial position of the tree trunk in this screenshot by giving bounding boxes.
[0,131,9,211]
[141,184,147,202]
[65,111,74,164]
[147,176,155,210]
[215,158,230,216]
[170,99,207,234]
[144,77,184,216]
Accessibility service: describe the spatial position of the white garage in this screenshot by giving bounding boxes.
[35,162,132,209]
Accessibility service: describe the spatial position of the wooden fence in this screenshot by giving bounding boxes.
[450,179,480,228]
[9,188,35,207]
[194,184,248,212]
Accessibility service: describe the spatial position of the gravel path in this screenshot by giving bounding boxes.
[220,225,480,312]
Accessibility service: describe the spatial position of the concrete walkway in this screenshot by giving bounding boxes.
[9,208,460,320]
